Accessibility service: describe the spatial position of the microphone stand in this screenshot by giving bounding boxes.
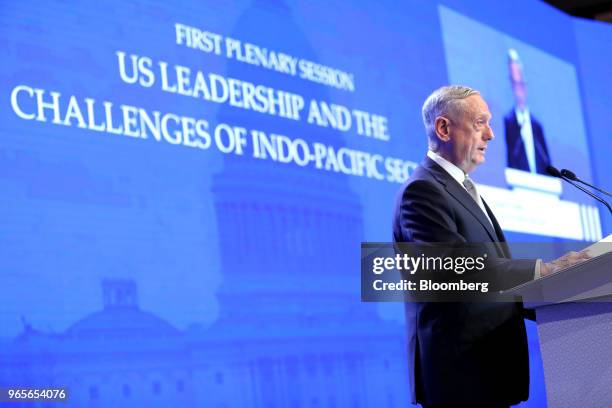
[575,180,612,197]
[560,175,612,215]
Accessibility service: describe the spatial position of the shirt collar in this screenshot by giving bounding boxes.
[427,150,466,185]
[515,106,530,124]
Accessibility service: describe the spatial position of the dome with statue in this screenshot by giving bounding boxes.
[65,279,179,339]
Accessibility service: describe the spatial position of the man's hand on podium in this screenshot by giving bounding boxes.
[540,250,592,277]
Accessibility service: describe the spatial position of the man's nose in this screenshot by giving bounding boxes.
[485,125,494,141]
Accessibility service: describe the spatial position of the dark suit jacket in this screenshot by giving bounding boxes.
[504,110,551,175]
[392,157,536,406]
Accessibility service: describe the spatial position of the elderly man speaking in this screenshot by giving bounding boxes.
[392,85,588,407]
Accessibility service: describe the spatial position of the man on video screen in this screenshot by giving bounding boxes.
[504,49,552,175]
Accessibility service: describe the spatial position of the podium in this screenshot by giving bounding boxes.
[505,251,612,407]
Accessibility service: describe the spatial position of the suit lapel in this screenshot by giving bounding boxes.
[482,198,511,258]
[533,133,549,173]
[423,157,501,244]
[444,179,501,244]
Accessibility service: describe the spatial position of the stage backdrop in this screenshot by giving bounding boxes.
[1,0,610,406]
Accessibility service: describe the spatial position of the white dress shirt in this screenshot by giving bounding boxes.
[515,107,536,174]
[427,150,493,226]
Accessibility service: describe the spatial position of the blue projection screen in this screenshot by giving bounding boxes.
[0,0,610,407]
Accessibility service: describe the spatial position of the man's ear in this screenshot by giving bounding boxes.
[434,116,451,143]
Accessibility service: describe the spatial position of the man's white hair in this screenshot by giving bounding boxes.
[422,85,480,151]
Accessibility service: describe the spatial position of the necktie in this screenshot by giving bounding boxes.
[463,176,495,228]
[462,175,480,204]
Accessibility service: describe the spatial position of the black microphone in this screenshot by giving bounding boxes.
[545,166,562,178]
[560,168,612,197]
[546,166,611,214]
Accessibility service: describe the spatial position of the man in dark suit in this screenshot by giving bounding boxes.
[504,49,551,174]
[393,85,588,407]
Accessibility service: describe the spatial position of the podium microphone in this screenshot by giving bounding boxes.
[546,166,611,214]
[560,168,612,197]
